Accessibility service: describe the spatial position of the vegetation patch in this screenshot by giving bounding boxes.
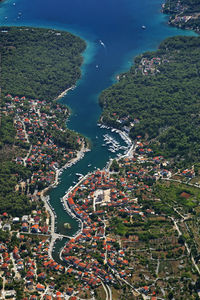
[0,26,86,100]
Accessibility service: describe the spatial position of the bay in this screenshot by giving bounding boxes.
[0,0,197,260]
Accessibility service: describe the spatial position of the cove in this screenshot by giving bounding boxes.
[0,0,197,261]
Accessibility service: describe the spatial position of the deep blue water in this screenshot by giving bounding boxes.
[0,0,197,258]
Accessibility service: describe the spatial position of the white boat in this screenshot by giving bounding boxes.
[76,173,83,177]
[99,40,106,47]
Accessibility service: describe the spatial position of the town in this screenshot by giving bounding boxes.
[1,2,200,298]
[0,116,200,298]
[1,94,86,193]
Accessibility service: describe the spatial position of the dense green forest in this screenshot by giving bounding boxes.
[0,26,86,100]
[99,36,200,166]
[0,115,30,216]
[0,115,16,147]
[0,162,34,216]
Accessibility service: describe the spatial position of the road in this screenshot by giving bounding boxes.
[162,176,200,274]
[100,279,112,300]
[100,279,109,300]
[48,232,73,259]
[106,284,112,300]
[23,144,32,167]
[156,259,160,276]
[108,265,141,298]
[101,219,108,265]
[162,177,200,189]
[10,253,18,279]
[170,216,200,275]
[1,277,5,299]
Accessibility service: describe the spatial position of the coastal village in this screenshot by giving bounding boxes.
[137,57,170,76]
[1,2,200,298]
[162,0,200,32]
[1,94,85,193]
[0,99,200,299]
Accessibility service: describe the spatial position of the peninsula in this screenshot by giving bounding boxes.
[0,26,90,299]
[0,26,88,216]
[0,27,86,100]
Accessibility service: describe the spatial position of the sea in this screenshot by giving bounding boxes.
[0,0,197,262]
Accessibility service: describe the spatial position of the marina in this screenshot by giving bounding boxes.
[97,123,132,154]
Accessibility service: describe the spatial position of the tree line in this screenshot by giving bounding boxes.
[99,36,200,167]
[0,26,86,100]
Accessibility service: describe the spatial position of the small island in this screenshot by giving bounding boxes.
[64,222,71,229]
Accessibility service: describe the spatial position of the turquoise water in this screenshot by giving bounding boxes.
[0,0,197,261]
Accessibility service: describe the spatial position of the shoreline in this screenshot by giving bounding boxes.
[55,85,76,101]
[40,140,89,259]
[53,141,90,186]
[41,140,89,197]
[161,1,200,34]
[59,126,135,261]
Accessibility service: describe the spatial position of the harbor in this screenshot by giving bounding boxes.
[97,123,132,155]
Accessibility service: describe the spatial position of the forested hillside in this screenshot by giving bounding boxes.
[0,26,86,100]
[99,36,200,166]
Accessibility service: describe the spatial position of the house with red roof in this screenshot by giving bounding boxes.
[36,283,45,292]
